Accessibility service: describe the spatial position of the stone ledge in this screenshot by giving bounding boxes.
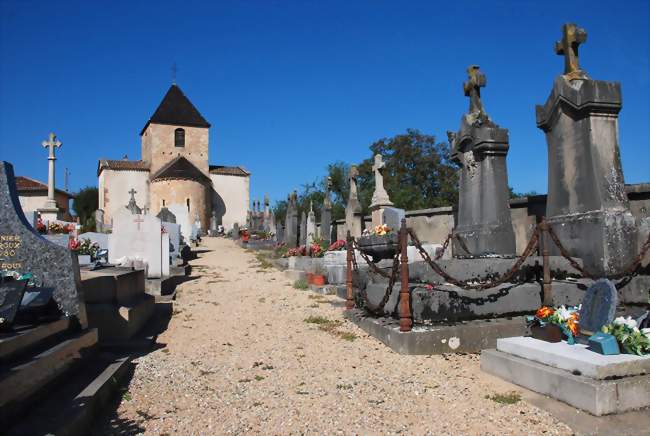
[344,309,527,354]
[481,349,650,416]
[497,337,650,380]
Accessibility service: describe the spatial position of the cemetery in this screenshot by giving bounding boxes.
[0,7,648,434]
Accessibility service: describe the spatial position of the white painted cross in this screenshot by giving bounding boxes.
[41,132,62,207]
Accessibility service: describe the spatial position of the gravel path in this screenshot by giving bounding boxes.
[97,237,572,435]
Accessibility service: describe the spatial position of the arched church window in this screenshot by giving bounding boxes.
[175,128,185,147]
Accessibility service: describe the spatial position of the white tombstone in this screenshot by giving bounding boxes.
[306,204,317,249]
[78,232,109,250]
[108,209,165,278]
[167,204,192,242]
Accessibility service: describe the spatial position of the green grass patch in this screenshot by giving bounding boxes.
[254,375,265,381]
[304,315,333,325]
[293,279,308,290]
[485,391,521,404]
[337,331,357,341]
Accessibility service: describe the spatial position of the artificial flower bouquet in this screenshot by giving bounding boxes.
[601,316,650,356]
[282,246,307,258]
[327,240,346,252]
[48,222,74,234]
[309,237,329,258]
[529,305,580,344]
[362,224,393,237]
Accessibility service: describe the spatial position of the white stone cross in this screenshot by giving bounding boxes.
[41,132,62,208]
[371,154,393,207]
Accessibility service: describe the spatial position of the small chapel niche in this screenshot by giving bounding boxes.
[175,128,185,147]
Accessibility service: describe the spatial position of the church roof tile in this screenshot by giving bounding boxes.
[151,156,212,185]
[15,176,75,198]
[209,165,250,177]
[140,84,210,135]
[97,159,149,176]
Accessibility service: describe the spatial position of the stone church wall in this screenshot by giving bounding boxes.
[210,173,249,231]
[150,179,210,231]
[98,169,149,226]
[142,124,209,176]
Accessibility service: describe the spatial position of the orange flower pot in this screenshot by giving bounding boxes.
[312,275,326,286]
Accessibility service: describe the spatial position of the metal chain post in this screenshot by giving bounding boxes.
[398,219,412,332]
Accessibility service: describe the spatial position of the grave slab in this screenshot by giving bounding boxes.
[481,348,650,416]
[344,308,527,354]
[496,336,650,380]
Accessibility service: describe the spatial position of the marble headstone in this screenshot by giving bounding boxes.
[579,279,617,334]
[108,209,166,278]
[0,161,88,326]
[167,204,192,241]
[162,222,181,264]
[381,207,405,232]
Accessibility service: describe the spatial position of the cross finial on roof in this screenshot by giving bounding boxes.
[555,23,588,80]
[463,65,486,115]
[172,62,178,85]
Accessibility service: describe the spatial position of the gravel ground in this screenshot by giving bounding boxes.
[96,237,573,435]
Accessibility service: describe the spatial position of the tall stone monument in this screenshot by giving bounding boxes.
[345,165,363,237]
[299,210,307,246]
[536,23,637,275]
[38,133,63,222]
[284,191,299,247]
[321,177,333,244]
[306,201,317,252]
[369,154,394,227]
[449,65,516,256]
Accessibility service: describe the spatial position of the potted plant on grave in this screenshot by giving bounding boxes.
[311,263,327,286]
[601,316,650,356]
[356,224,398,262]
[528,305,580,344]
[69,238,99,265]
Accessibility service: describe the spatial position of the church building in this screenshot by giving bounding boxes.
[97,84,250,232]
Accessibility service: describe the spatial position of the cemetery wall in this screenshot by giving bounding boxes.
[18,191,71,216]
[141,123,209,176]
[210,173,250,231]
[98,169,149,226]
[334,183,650,249]
[150,179,211,231]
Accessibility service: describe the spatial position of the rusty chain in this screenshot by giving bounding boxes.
[408,227,540,290]
[453,233,473,257]
[546,223,650,281]
[435,233,453,260]
[351,239,392,278]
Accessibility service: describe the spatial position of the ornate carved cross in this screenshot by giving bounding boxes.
[555,23,588,79]
[463,65,486,115]
[42,132,61,159]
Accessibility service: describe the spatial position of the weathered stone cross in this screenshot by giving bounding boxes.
[555,23,588,79]
[349,165,359,200]
[463,65,486,115]
[41,132,62,208]
[128,188,137,201]
[371,154,392,206]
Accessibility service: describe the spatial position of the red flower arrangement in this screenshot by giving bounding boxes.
[327,240,346,252]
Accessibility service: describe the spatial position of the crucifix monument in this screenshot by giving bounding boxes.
[37,133,63,222]
[536,23,637,275]
[450,65,515,256]
[370,154,394,227]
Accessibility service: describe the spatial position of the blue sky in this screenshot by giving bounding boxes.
[1,0,648,207]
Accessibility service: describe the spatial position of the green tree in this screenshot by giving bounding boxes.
[72,186,98,231]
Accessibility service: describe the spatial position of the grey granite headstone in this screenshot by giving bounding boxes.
[284,192,299,247]
[449,65,516,256]
[0,161,87,327]
[157,207,177,224]
[232,222,240,240]
[536,24,637,275]
[382,207,405,232]
[0,279,28,329]
[276,224,284,243]
[299,211,307,246]
[579,278,617,334]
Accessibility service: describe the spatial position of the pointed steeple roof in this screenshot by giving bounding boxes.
[140,84,211,135]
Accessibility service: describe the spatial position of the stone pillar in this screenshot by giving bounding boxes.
[299,211,307,246]
[321,177,333,244]
[450,65,516,256]
[345,166,363,237]
[306,202,316,252]
[38,133,62,220]
[284,192,299,247]
[536,23,637,275]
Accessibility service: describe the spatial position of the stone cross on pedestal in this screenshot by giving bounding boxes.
[349,166,359,201]
[463,65,486,115]
[41,132,62,209]
[370,154,393,208]
[555,23,588,80]
[126,188,142,215]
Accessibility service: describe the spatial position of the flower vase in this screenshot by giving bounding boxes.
[530,323,563,343]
